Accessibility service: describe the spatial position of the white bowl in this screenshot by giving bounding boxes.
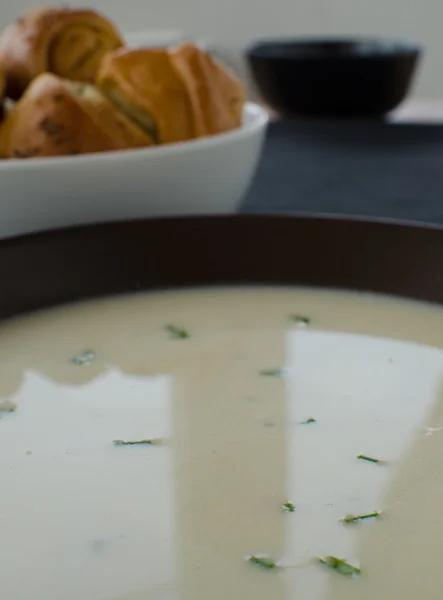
[0,102,268,239]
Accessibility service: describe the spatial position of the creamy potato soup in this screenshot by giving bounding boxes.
[1,286,443,600]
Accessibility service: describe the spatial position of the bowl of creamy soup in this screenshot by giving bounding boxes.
[1,214,443,600]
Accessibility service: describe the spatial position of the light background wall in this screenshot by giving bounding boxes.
[1,0,441,97]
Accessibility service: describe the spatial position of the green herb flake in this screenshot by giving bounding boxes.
[341,511,381,524]
[290,315,311,326]
[357,454,383,464]
[260,369,283,377]
[165,325,190,339]
[0,400,17,412]
[71,350,96,366]
[300,417,317,425]
[281,501,296,513]
[318,556,361,577]
[247,555,279,570]
[113,439,158,446]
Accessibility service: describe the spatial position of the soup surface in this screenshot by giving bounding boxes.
[1,286,443,600]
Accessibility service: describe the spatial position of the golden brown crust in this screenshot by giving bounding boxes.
[97,48,194,144]
[170,44,246,135]
[0,6,124,100]
[96,44,246,144]
[0,73,153,159]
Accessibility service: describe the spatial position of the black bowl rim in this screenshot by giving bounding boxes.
[1,214,443,320]
[245,36,423,60]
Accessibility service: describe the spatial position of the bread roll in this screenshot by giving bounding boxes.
[97,44,246,144]
[0,6,124,100]
[97,47,194,144]
[0,73,153,159]
[171,44,246,135]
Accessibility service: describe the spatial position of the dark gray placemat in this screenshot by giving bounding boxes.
[242,120,443,224]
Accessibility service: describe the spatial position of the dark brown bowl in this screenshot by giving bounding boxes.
[1,215,443,319]
[245,38,422,118]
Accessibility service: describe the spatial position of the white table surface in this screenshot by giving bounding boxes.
[388,99,443,123]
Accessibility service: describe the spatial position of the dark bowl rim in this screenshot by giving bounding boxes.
[6,211,443,246]
[1,214,443,321]
[245,36,423,60]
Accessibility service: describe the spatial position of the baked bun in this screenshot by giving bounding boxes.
[172,44,245,135]
[0,72,153,159]
[0,6,124,100]
[97,44,246,144]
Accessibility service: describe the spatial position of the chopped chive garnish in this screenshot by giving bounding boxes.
[281,501,296,513]
[165,325,190,339]
[300,417,317,425]
[71,350,96,366]
[247,555,279,570]
[341,511,381,524]
[0,400,17,412]
[318,556,360,577]
[113,439,158,446]
[290,315,311,326]
[260,369,282,377]
[357,454,382,464]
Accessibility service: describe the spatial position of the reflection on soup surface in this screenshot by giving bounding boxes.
[1,287,443,600]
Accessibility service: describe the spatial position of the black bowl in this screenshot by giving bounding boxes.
[246,37,422,118]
